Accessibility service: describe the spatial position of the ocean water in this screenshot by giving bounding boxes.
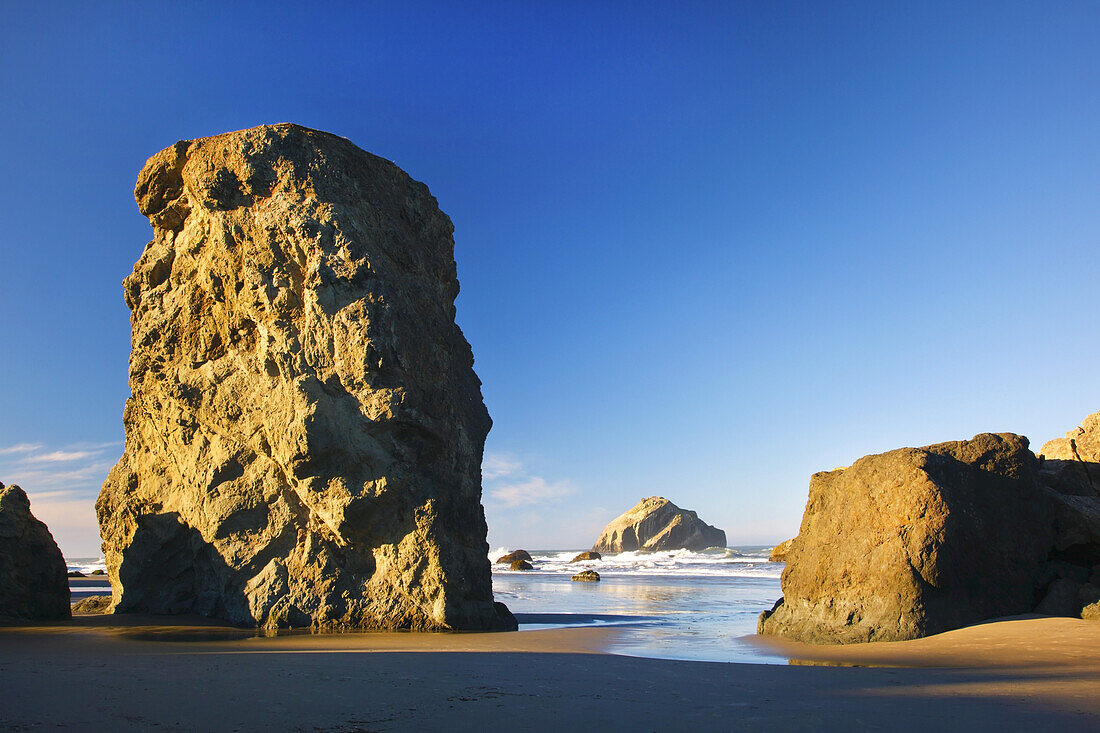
[66,547,787,664]
[66,557,111,600]
[492,546,787,664]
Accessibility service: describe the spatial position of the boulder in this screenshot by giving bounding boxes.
[571,570,600,582]
[759,433,1054,644]
[1044,491,1100,564]
[95,124,514,631]
[769,538,795,563]
[509,560,533,571]
[592,497,726,553]
[1036,578,1085,617]
[91,570,106,576]
[1036,580,1100,618]
[1039,410,1099,497]
[67,571,85,578]
[496,550,532,564]
[0,483,70,621]
[570,551,601,562]
[72,596,112,614]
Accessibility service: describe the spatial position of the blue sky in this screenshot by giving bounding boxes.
[1,2,1098,556]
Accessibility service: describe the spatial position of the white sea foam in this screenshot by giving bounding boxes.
[65,556,107,575]
[490,545,782,579]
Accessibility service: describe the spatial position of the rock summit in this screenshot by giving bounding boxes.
[592,497,726,553]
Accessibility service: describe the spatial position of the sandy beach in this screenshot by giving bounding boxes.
[1,614,1097,732]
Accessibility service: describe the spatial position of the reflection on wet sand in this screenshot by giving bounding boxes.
[495,573,787,663]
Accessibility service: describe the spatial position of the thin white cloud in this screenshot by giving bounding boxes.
[1,459,115,493]
[483,453,576,508]
[23,450,99,463]
[0,440,116,556]
[482,453,523,480]
[488,476,576,508]
[0,442,43,455]
[64,441,123,451]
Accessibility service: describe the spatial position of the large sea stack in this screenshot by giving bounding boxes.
[96,124,515,631]
[592,497,726,553]
[758,433,1055,643]
[0,482,70,621]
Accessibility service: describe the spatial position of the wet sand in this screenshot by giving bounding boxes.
[0,613,1097,731]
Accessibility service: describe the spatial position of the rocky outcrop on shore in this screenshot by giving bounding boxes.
[1035,411,1100,619]
[72,596,112,614]
[0,483,70,621]
[592,497,726,553]
[769,539,794,562]
[762,413,1100,643]
[96,124,514,631]
[759,434,1054,643]
[571,570,600,582]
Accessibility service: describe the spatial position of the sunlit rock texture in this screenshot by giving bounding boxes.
[592,496,726,553]
[96,123,514,631]
[1040,410,1100,498]
[759,434,1054,643]
[0,482,70,621]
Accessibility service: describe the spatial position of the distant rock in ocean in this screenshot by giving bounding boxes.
[496,550,532,564]
[0,483,70,621]
[592,497,726,553]
[570,551,601,562]
[759,434,1055,643]
[96,124,514,631]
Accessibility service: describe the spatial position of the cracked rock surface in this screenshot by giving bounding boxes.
[96,124,514,631]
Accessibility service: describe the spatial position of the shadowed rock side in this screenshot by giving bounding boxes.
[0,483,70,621]
[1037,410,1100,608]
[592,497,726,553]
[759,434,1054,644]
[96,123,514,631]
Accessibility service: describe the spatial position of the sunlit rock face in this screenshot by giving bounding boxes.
[96,124,515,631]
[758,434,1054,643]
[0,483,70,621]
[1040,410,1100,499]
[592,497,726,553]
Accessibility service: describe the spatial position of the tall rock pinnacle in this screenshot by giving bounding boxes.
[97,124,514,630]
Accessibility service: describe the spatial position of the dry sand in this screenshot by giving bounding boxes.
[0,613,1097,731]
